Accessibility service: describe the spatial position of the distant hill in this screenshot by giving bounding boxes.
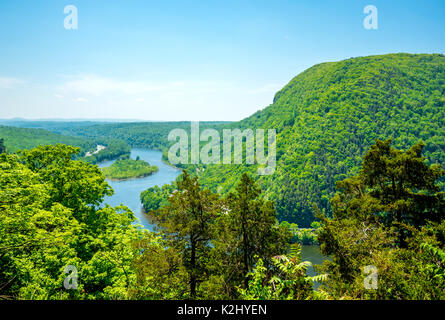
[44,121,232,152]
[0,125,96,154]
[0,125,130,164]
[196,53,445,226]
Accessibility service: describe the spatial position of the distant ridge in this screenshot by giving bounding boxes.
[0,118,147,123]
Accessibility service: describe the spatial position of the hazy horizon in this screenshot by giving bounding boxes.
[0,117,234,123]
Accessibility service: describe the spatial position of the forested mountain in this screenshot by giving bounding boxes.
[195,53,445,226]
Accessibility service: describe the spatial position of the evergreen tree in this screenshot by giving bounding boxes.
[330,139,444,246]
[317,140,445,299]
[214,173,290,291]
[152,170,221,298]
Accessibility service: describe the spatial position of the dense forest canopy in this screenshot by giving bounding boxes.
[1,140,443,299]
[0,125,130,164]
[0,125,96,155]
[317,139,444,299]
[0,145,142,299]
[44,121,230,152]
[0,138,5,154]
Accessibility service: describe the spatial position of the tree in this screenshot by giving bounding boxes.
[0,145,144,299]
[130,233,189,299]
[214,173,291,293]
[331,139,444,245]
[151,170,221,298]
[317,140,445,299]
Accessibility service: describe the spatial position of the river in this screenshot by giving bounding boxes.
[98,148,180,231]
[99,148,327,275]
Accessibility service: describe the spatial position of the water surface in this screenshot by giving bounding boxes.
[99,149,180,230]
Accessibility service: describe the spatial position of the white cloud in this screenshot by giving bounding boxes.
[48,74,280,121]
[0,77,24,89]
[59,74,174,96]
[57,74,232,97]
[54,94,64,99]
[247,83,283,94]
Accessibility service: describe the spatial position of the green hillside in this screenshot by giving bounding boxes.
[45,121,231,151]
[195,53,445,226]
[0,125,130,163]
[0,125,96,154]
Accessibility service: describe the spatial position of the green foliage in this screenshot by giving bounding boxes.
[101,159,158,180]
[316,140,445,299]
[140,182,176,213]
[82,139,131,164]
[280,221,318,245]
[130,234,189,299]
[237,244,328,300]
[331,139,444,244]
[48,121,228,154]
[0,144,146,299]
[0,147,295,300]
[211,173,291,294]
[149,170,221,298]
[0,125,96,155]
[0,125,130,165]
[137,172,293,299]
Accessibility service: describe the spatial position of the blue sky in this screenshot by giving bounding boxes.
[0,0,444,121]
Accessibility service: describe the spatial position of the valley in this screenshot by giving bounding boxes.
[1,53,443,301]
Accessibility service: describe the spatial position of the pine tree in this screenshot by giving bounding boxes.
[152,170,221,298]
[216,173,290,290]
[317,140,445,299]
